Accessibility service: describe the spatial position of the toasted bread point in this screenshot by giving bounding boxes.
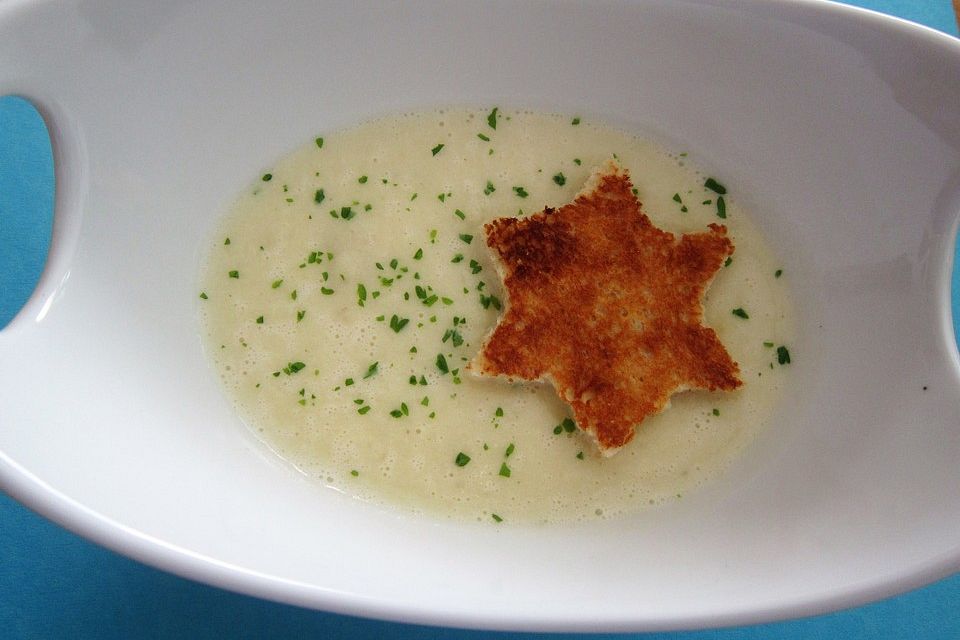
[471,161,741,455]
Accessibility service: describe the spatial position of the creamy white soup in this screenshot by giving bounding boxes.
[199,108,793,524]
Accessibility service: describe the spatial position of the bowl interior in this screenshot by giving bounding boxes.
[1,0,959,631]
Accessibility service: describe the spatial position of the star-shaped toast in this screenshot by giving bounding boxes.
[470,161,742,456]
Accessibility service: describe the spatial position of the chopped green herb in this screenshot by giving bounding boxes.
[731,307,749,319]
[290,289,298,300]
[704,177,727,194]
[357,283,367,306]
[413,248,423,260]
[451,254,464,264]
[315,137,324,149]
[345,378,354,386]
[480,294,502,310]
[350,469,359,477]
[389,408,403,418]
[224,237,231,245]
[459,233,473,244]
[495,407,504,417]
[484,180,496,195]
[228,270,239,278]
[576,451,585,460]
[389,315,410,333]
[672,193,682,203]
[199,292,208,300]
[357,405,371,415]
[487,106,498,130]
[504,443,515,457]
[296,310,305,322]
[358,175,368,184]
[454,209,466,220]
[491,513,503,523]
[513,186,529,198]
[716,196,727,219]
[320,287,334,295]
[498,463,511,478]
[724,257,732,267]
[271,279,283,289]
[477,133,490,142]
[712,408,720,416]
[285,361,306,375]
[431,143,445,156]
[777,346,791,365]
[262,173,272,182]
[763,341,774,348]
[435,354,449,374]
[573,158,582,165]
[562,417,576,433]
[775,269,783,278]
[423,294,439,306]
[571,117,581,125]
[363,362,379,379]
[340,206,356,220]
[469,259,482,274]
[455,452,471,467]
[552,172,566,186]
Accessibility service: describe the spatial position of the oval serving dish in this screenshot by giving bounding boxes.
[1,0,959,632]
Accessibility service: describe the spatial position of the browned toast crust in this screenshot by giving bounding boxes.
[471,163,742,455]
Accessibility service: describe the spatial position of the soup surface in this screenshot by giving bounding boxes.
[199,108,793,523]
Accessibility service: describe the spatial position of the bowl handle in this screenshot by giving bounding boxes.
[0,92,87,337]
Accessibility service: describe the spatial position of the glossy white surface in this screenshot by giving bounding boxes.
[0,0,958,631]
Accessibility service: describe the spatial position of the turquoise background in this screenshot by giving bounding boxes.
[1,2,958,638]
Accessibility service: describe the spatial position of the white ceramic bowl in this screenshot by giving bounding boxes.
[2,0,959,632]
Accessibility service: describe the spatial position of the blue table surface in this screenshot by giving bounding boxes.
[2,2,959,638]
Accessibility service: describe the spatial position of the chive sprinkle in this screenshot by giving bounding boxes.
[484,181,496,195]
[389,315,409,333]
[716,196,727,219]
[431,143,445,156]
[413,248,423,260]
[358,175,368,184]
[271,279,283,289]
[454,209,466,220]
[435,354,449,374]
[363,362,379,379]
[552,172,566,186]
[513,186,529,198]
[199,292,208,299]
[777,346,791,364]
[261,173,272,182]
[504,443,515,457]
[228,270,239,278]
[732,308,749,319]
[571,117,581,125]
[459,233,473,244]
[477,133,490,142]
[704,177,727,194]
[455,452,471,467]
[487,107,498,130]
[491,514,503,523]
[499,463,511,478]
[775,269,783,278]
[315,137,324,148]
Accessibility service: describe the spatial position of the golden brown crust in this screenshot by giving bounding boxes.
[471,162,741,455]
